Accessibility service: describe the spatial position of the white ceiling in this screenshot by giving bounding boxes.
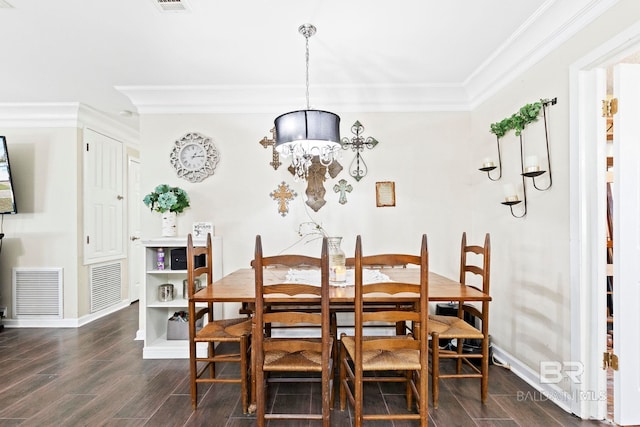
[0,0,619,130]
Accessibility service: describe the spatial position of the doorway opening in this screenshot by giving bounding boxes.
[570,22,640,425]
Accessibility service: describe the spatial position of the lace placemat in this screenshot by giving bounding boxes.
[285,268,391,286]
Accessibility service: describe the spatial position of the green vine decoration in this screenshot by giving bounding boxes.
[490,99,549,138]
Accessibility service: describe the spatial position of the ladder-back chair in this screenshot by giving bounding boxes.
[339,234,429,427]
[428,232,491,407]
[253,235,334,427]
[187,233,252,411]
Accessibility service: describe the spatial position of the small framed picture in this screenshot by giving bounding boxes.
[192,222,214,238]
[376,181,396,207]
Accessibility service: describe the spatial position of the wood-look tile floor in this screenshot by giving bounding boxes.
[0,303,612,426]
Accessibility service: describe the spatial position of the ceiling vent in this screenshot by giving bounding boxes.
[153,0,190,12]
[0,0,14,8]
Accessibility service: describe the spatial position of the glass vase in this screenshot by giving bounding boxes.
[328,237,346,284]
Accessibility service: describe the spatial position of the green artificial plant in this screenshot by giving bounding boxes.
[490,99,547,138]
[143,184,190,214]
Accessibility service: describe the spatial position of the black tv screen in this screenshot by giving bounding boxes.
[0,136,18,214]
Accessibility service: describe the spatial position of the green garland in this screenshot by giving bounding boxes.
[490,99,548,138]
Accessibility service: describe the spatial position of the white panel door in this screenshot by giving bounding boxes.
[612,63,640,426]
[83,128,124,264]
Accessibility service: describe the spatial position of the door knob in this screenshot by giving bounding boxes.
[130,236,140,241]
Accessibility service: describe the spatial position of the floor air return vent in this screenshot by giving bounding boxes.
[13,268,63,318]
[90,262,122,313]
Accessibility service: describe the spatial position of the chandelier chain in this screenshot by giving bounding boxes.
[304,30,311,110]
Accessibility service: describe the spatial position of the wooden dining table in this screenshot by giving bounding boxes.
[192,267,491,304]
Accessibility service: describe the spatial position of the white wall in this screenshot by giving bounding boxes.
[469,0,640,392]
[139,111,472,280]
[0,127,82,318]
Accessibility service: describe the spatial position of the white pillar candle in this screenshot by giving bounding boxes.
[525,155,540,172]
[482,157,495,168]
[503,183,518,202]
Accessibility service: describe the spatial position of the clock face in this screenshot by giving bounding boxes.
[170,132,220,183]
[179,143,206,171]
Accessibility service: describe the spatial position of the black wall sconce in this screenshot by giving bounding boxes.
[501,134,529,218]
[521,97,556,191]
[488,97,557,218]
[479,136,502,181]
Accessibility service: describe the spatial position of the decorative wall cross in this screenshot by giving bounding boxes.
[333,179,353,205]
[259,127,282,170]
[295,157,343,212]
[270,181,297,217]
[340,120,379,181]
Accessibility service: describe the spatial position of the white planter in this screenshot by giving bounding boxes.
[161,211,177,237]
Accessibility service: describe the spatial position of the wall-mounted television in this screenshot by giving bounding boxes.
[0,136,18,214]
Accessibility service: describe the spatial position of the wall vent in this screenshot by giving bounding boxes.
[153,0,190,12]
[13,268,63,318]
[90,261,122,313]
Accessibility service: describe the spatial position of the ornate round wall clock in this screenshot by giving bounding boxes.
[170,132,220,183]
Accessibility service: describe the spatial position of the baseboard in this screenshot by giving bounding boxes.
[3,300,131,328]
[492,344,573,414]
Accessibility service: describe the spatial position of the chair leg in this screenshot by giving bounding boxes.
[339,343,347,411]
[240,336,249,413]
[190,341,198,409]
[431,331,440,408]
[418,368,428,427]
[405,370,413,411]
[456,337,464,374]
[481,336,489,403]
[209,341,216,379]
[322,363,331,427]
[249,326,257,414]
[255,359,265,427]
[355,366,363,427]
[331,312,339,371]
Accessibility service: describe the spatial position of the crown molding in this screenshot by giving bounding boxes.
[0,102,139,143]
[116,83,472,114]
[467,0,621,108]
[117,1,619,115]
[0,102,81,127]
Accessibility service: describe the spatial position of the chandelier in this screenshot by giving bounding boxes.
[274,24,341,180]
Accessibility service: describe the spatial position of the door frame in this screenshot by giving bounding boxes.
[127,156,142,303]
[569,22,640,421]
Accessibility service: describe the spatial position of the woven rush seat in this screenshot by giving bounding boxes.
[262,338,331,370]
[428,314,484,340]
[340,335,420,370]
[194,317,252,341]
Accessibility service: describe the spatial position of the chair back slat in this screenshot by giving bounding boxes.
[459,232,491,296]
[251,254,322,268]
[362,310,420,324]
[361,337,422,352]
[263,283,322,297]
[263,311,323,325]
[187,233,213,299]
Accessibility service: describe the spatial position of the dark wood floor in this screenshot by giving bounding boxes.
[0,303,612,426]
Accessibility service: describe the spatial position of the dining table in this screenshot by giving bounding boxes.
[192,266,492,304]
